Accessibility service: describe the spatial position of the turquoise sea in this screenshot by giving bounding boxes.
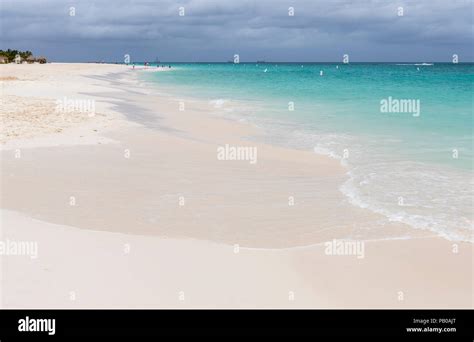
[141,63,473,242]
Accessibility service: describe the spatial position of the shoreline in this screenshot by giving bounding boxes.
[135,64,474,244]
[0,63,472,308]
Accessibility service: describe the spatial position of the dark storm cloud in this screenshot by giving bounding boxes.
[1,0,472,62]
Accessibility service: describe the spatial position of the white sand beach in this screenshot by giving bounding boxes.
[0,63,472,308]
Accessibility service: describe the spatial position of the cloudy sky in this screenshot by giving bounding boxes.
[1,0,473,62]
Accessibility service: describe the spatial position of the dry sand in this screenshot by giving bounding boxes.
[0,63,472,308]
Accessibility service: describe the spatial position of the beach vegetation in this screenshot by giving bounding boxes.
[0,49,47,63]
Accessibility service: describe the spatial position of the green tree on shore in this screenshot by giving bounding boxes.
[0,49,33,63]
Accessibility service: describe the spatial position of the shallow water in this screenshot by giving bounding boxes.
[140,63,474,242]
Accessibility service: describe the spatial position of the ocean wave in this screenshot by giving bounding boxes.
[297,131,472,243]
[338,162,473,242]
[395,63,434,66]
[209,99,227,108]
[239,116,473,243]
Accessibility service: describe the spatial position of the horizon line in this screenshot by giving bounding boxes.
[49,61,474,64]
